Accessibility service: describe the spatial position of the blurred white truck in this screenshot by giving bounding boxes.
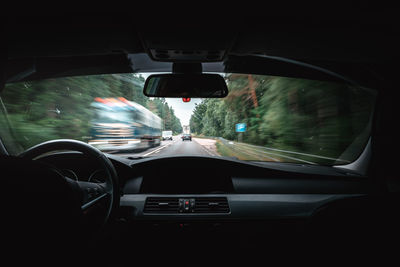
[162,130,173,140]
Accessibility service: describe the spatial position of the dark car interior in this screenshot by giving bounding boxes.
[2,5,400,266]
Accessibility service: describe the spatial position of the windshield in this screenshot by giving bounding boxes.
[0,73,376,165]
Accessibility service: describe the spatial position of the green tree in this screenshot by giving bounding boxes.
[1,74,183,151]
[147,98,182,134]
[188,73,375,163]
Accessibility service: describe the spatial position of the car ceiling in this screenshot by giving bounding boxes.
[3,6,400,88]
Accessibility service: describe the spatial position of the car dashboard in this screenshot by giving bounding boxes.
[38,151,368,222]
[31,151,395,264]
[118,155,368,222]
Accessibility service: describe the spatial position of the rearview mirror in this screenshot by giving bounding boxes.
[143,73,228,98]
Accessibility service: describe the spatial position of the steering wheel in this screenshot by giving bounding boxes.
[19,139,119,228]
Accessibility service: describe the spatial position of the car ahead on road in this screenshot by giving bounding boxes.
[2,10,400,266]
[181,133,192,141]
[162,130,173,140]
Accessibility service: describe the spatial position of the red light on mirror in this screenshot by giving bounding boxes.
[182,98,191,102]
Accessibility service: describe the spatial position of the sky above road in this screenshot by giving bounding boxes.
[165,98,202,126]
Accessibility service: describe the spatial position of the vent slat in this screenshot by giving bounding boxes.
[144,197,180,213]
[144,197,230,214]
[193,197,230,213]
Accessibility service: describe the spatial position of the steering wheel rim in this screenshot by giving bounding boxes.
[19,139,119,227]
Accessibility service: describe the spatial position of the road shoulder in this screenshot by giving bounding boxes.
[192,138,219,156]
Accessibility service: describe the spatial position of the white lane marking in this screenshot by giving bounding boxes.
[192,138,218,156]
[142,140,177,157]
[200,146,215,156]
[142,146,166,157]
[235,141,350,163]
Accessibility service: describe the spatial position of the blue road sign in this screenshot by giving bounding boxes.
[235,123,247,133]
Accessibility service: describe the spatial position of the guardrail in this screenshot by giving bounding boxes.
[195,135,350,165]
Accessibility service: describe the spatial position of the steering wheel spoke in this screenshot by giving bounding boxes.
[78,181,111,211]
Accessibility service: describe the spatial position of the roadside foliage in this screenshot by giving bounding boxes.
[190,74,375,165]
[1,74,182,154]
[0,72,375,165]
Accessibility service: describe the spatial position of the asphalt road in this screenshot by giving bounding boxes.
[114,136,216,158]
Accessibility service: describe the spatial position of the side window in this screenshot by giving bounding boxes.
[0,98,23,154]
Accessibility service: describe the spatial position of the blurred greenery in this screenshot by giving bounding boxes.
[1,72,376,164]
[190,74,376,164]
[1,74,182,154]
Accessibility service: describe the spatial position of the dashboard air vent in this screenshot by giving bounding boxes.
[144,197,180,213]
[194,197,230,213]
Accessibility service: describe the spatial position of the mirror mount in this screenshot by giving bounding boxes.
[172,62,202,74]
